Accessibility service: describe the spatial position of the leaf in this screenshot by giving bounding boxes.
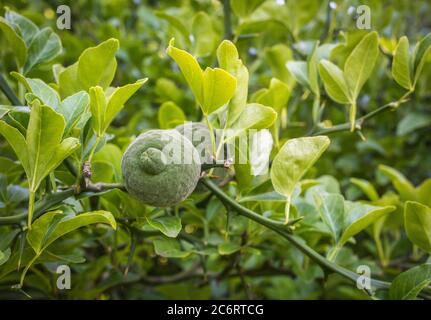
[404,201,431,253]
[90,79,146,136]
[192,12,218,57]
[344,31,379,99]
[319,60,351,104]
[59,38,119,97]
[0,17,27,66]
[218,242,241,255]
[271,136,330,223]
[231,103,277,136]
[201,67,237,115]
[26,101,80,191]
[155,12,191,47]
[59,91,90,136]
[396,112,431,136]
[339,202,395,246]
[146,216,182,238]
[314,192,345,242]
[167,39,237,115]
[350,178,379,201]
[77,38,118,91]
[102,79,147,133]
[413,33,431,86]
[24,28,62,74]
[158,101,186,129]
[287,61,309,90]
[239,191,286,203]
[217,40,249,125]
[392,36,413,90]
[153,238,191,258]
[378,165,416,201]
[0,248,11,266]
[230,0,266,17]
[166,39,204,105]
[256,78,291,113]
[389,264,431,300]
[417,179,431,209]
[0,121,31,177]
[4,9,38,45]
[11,72,61,110]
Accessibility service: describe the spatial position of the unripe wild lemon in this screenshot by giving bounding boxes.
[121,130,201,207]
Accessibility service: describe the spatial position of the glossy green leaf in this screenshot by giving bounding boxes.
[24,28,62,74]
[231,103,277,135]
[27,210,116,254]
[339,202,395,246]
[90,79,146,136]
[153,238,191,258]
[217,40,249,125]
[404,201,431,253]
[0,17,27,66]
[167,39,237,115]
[26,101,80,191]
[397,112,431,136]
[417,179,431,209]
[350,178,379,201]
[192,12,218,57]
[344,32,379,99]
[146,216,182,238]
[4,9,38,45]
[11,72,61,109]
[103,79,147,132]
[59,38,119,97]
[319,60,351,104]
[413,33,431,86]
[166,39,204,105]
[230,0,265,17]
[158,101,186,129]
[155,11,191,47]
[271,136,330,223]
[201,67,237,115]
[389,264,431,300]
[0,248,11,266]
[239,191,286,203]
[378,165,416,201]
[218,242,241,255]
[256,78,290,113]
[0,121,31,177]
[314,192,345,242]
[59,91,90,136]
[392,36,413,90]
[287,61,309,89]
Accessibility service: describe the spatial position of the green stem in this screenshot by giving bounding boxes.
[201,178,390,291]
[19,252,40,287]
[88,135,102,164]
[222,0,233,40]
[27,191,35,230]
[0,73,21,105]
[311,91,413,136]
[204,116,217,157]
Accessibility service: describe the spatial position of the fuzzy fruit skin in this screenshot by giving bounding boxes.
[121,130,201,207]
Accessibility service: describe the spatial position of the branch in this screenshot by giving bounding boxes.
[201,178,391,292]
[310,92,412,136]
[0,74,22,106]
[222,0,233,40]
